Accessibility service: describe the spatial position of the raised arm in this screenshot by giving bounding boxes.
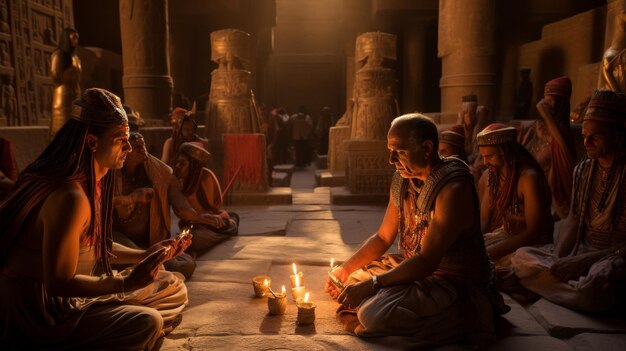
[536,99,574,156]
[161,138,174,165]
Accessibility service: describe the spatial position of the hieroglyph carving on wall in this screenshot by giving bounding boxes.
[0,0,72,126]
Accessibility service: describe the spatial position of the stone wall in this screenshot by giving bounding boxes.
[517,6,605,117]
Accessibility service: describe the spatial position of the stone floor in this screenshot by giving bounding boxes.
[161,166,626,351]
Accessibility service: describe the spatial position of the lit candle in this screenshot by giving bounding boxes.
[267,285,287,315]
[296,292,316,325]
[330,257,335,270]
[252,275,271,298]
[291,274,306,301]
[289,262,304,288]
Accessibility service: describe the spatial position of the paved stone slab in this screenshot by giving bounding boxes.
[289,210,384,245]
[286,219,344,245]
[292,192,330,205]
[495,294,548,337]
[487,336,572,350]
[195,236,357,265]
[268,204,329,212]
[566,333,626,351]
[162,335,394,351]
[191,259,272,284]
[527,299,626,338]
[331,187,389,206]
[227,187,293,206]
[230,208,292,235]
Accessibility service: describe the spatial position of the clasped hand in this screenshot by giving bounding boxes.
[550,254,595,281]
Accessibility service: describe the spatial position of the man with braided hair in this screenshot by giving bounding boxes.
[512,90,626,312]
[173,142,239,252]
[0,88,188,349]
[477,124,553,285]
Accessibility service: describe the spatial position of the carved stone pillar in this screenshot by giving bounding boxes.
[438,0,495,122]
[402,22,427,114]
[350,32,399,140]
[119,0,173,123]
[344,32,398,195]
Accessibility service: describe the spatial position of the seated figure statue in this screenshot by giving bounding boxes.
[325,114,508,349]
[512,90,626,312]
[173,142,239,252]
[0,88,190,349]
[477,124,553,286]
[113,132,217,279]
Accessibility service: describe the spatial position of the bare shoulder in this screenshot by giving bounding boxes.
[42,182,90,220]
[438,177,474,203]
[518,166,543,188]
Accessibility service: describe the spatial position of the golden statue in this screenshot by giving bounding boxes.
[206,29,259,137]
[599,12,626,92]
[50,28,81,139]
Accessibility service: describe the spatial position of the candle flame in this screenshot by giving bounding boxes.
[281,285,286,295]
[330,257,334,268]
[263,279,268,286]
[292,262,297,275]
[304,292,310,303]
[295,274,300,288]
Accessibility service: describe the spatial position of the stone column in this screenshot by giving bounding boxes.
[438,0,495,122]
[119,0,173,123]
[402,22,427,114]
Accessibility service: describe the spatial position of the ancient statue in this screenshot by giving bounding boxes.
[50,28,81,139]
[350,32,399,140]
[599,12,626,92]
[206,29,259,137]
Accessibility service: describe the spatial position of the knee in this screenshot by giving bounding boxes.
[357,297,388,333]
[134,307,163,342]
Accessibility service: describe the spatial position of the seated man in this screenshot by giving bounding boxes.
[326,114,507,348]
[512,90,626,312]
[161,109,208,166]
[174,142,239,252]
[438,124,468,163]
[0,88,189,349]
[113,132,216,279]
[477,124,553,281]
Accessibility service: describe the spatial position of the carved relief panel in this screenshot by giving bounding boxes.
[0,0,73,126]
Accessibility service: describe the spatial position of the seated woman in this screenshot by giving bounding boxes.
[174,142,239,252]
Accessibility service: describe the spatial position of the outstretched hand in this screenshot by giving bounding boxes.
[125,248,169,292]
[324,266,349,300]
[147,234,193,262]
